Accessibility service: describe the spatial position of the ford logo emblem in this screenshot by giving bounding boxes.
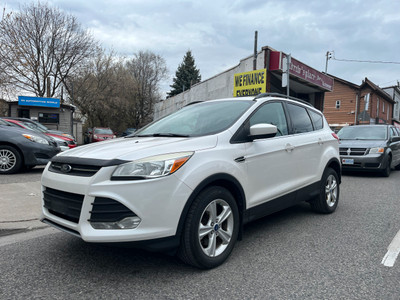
[60,164,72,173]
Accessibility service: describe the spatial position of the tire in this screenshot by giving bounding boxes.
[382,156,391,177]
[0,145,23,174]
[310,168,339,214]
[178,186,239,269]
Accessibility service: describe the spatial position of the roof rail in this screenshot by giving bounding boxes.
[253,93,314,107]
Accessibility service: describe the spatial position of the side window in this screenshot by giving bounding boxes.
[286,103,313,133]
[249,102,289,136]
[308,109,324,130]
[390,127,398,137]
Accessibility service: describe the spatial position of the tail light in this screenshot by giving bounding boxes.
[332,133,339,141]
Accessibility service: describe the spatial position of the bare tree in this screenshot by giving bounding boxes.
[69,49,121,127]
[125,51,168,128]
[70,49,167,133]
[0,2,97,98]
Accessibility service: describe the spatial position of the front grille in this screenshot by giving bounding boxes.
[88,197,137,223]
[339,147,368,156]
[49,162,101,177]
[43,187,84,223]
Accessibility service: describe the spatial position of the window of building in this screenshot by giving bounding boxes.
[38,112,59,124]
[335,100,341,109]
[377,98,380,116]
[383,101,385,113]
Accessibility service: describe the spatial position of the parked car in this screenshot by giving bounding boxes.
[121,128,136,137]
[86,127,116,143]
[41,94,341,269]
[2,117,77,149]
[0,119,60,174]
[3,118,70,151]
[337,125,400,177]
[3,117,75,140]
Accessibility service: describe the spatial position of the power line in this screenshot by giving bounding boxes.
[325,50,400,73]
[332,57,400,64]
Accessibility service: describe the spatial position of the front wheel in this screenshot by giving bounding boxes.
[382,156,391,177]
[310,168,339,214]
[178,186,239,269]
[0,146,22,174]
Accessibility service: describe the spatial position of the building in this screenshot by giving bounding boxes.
[324,77,395,131]
[155,46,334,119]
[382,84,400,128]
[1,97,83,144]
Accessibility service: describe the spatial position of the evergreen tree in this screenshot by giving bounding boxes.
[168,50,201,97]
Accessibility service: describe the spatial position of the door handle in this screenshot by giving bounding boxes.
[285,143,295,152]
[318,138,323,145]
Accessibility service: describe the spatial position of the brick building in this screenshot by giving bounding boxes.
[324,76,395,131]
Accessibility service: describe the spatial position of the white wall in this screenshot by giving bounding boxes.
[154,50,266,120]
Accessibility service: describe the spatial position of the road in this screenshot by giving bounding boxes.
[1,169,399,299]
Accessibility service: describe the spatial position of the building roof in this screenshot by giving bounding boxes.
[360,78,395,104]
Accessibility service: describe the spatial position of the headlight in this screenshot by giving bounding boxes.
[22,134,50,145]
[369,147,384,154]
[111,152,194,180]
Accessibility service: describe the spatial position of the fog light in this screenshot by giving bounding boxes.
[91,216,141,229]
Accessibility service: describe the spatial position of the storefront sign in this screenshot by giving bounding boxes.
[269,52,333,91]
[233,69,267,97]
[18,96,60,108]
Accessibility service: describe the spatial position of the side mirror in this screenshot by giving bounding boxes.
[249,123,277,141]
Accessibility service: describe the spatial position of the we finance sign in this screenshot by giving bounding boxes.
[233,69,266,97]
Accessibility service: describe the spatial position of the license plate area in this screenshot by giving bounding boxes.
[342,158,354,165]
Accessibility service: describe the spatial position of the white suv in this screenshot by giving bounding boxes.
[41,94,341,269]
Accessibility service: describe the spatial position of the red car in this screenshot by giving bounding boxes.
[3,118,77,149]
[87,127,116,143]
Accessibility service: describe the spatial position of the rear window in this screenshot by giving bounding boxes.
[308,109,323,130]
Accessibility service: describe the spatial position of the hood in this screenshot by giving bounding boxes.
[0,124,53,141]
[57,135,218,161]
[339,139,387,148]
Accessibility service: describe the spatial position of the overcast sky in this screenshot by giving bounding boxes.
[4,0,400,96]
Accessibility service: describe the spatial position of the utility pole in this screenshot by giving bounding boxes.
[253,31,258,70]
[325,51,333,73]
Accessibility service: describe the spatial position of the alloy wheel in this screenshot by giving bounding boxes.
[325,174,338,207]
[198,199,234,257]
[0,149,17,172]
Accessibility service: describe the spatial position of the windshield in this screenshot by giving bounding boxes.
[94,128,114,134]
[21,121,47,133]
[135,100,253,137]
[338,126,387,140]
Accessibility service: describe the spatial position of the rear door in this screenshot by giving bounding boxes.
[284,102,323,186]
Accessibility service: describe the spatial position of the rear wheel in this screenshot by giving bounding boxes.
[178,186,239,269]
[310,168,339,214]
[0,145,22,174]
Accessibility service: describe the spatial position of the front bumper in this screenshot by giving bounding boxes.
[40,163,193,244]
[340,154,386,171]
[22,143,60,166]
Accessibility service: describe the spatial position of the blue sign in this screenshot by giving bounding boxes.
[18,96,60,108]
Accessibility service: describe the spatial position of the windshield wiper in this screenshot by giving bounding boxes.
[134,133,190,138]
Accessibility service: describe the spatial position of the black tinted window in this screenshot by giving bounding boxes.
[287,103,313,133]
[308,109,323,130]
